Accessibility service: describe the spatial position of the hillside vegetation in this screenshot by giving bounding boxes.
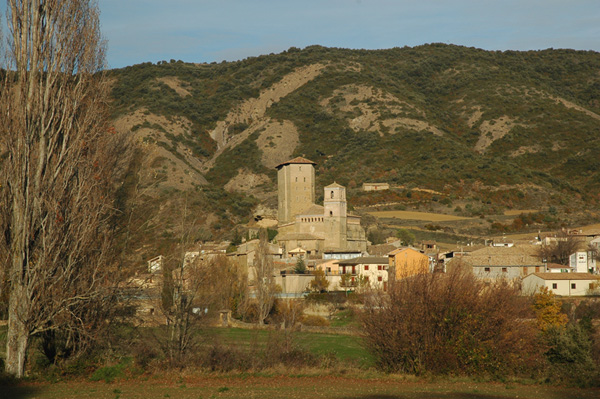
[108,44,600,261]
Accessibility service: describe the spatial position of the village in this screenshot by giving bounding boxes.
[139,156,600,326]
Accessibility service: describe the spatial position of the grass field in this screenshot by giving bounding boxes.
[3,374,599,399]
[367,210,472,222]
[200,327,373,367]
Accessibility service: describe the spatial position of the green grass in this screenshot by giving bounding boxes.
[199,327,373,367]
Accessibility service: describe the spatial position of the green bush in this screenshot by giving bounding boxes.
[90,358,132,383]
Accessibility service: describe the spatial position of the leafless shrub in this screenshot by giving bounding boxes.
[361,268,541,376]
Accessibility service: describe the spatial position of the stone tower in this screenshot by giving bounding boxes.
[324,182,347,250]
[275,157,316,224]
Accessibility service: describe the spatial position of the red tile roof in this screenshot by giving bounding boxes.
[275,157,316,169]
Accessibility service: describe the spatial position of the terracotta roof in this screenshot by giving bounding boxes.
[460,245,544,267]
[388,247,423,256]
[277,232,324,241]
[337,256,389,266]
[546,263,571,269]
[297,204,325,216]
[368,244,398,256]
[275,157,316,169]
[528,273,600,281]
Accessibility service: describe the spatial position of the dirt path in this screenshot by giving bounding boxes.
[8,375,598,399]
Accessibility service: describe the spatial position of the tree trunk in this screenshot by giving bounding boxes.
[5,285,30,378]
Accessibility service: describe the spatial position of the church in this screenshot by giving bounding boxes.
[275,157,368,258]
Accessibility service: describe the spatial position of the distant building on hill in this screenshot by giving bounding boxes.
[275,157,367,258]
[362,182,389,191]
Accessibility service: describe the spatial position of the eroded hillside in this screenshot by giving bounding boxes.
[108,45,600,259]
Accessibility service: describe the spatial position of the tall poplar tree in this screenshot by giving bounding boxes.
[0,0,123,377]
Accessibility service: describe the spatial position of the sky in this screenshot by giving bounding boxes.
[3,1,600,69]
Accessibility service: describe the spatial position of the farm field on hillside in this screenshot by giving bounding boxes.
[367,210,472,221]
[4,375,599,399]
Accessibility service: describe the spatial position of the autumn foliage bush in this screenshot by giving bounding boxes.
[361,269,542,376]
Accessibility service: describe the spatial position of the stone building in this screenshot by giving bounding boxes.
[275,157,367,258]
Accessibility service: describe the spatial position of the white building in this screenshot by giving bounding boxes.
[336,256,389,291]
[522,272,600,296]
[569,251,597,274]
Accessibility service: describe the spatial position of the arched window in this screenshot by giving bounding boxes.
[329,211,333,216]
[330,191,334,199]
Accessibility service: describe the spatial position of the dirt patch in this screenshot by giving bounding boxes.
[224,169,271,194]
[474,115,525,153]
[466,106,483,128]
[321,84,442,137]
[208,63,326,149]
[156,76,191,97]
[203,64,326,173]
[256,119,300,168]
[511,144,542,157]
[551,95,600,121]
[113,109,207,193]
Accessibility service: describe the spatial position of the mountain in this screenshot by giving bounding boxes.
[107,44,600,261]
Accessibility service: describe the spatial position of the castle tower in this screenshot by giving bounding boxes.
[275,157,316,224]
[324,182,347,250]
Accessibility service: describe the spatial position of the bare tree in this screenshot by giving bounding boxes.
[157,197,246,364]
[252,229,278,325]
[0,0,124,377]
[537,231,583,266]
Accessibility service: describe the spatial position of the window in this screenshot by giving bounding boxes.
[364,265,369,271]
[304,177,306,182]
[378,276,383,282]
[364,276,369,282]
[571,283,577,289]
[552,283,558,289]
[331,191,334,198]
[502,267,508,273]
[295,177,298,182]
[378,265,383,271]
[484,267,490,272]
[329,211,333,216]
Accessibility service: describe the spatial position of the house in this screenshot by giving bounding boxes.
[387,247,430,281]
[448,244,545,281]
[288,247,307,258]
[308,258,341,275]
[228,239,283,272]
[337,256,389,291]
[522,273,600,296]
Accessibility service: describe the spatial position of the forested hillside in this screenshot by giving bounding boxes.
[108,44,600,263]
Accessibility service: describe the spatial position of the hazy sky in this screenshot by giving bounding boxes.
[4,1,600,69]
